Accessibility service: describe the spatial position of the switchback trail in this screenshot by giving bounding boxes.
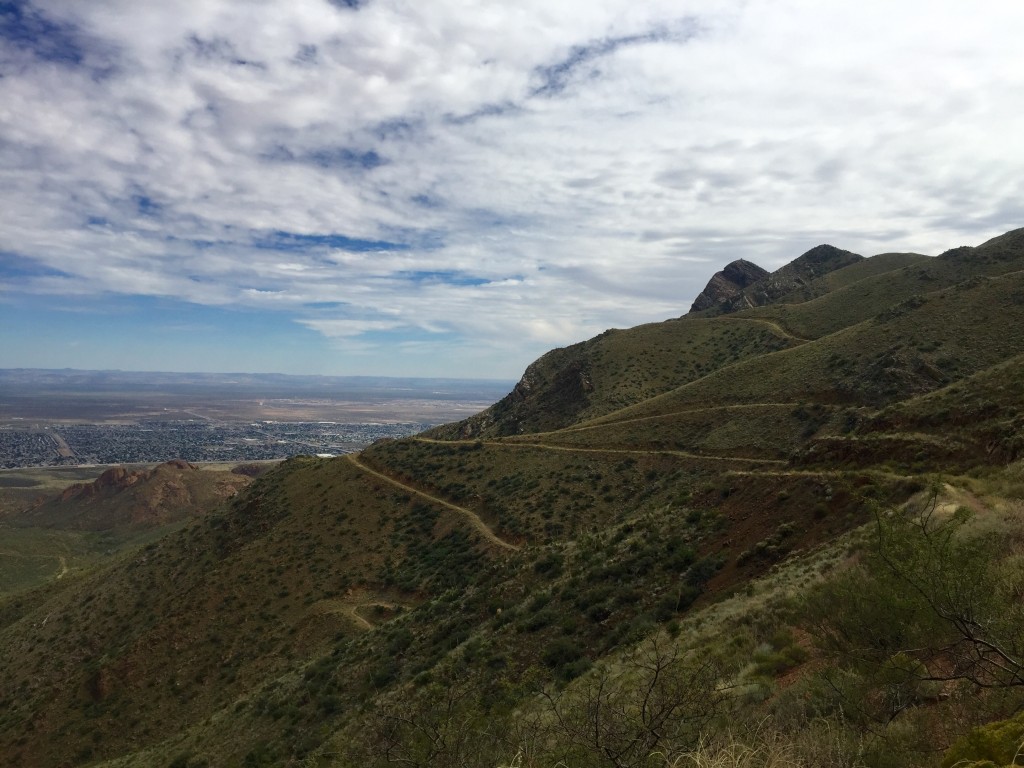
[412,438,787,466]
[345,454,520,552]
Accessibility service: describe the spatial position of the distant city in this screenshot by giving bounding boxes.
[0,369,511,468]
[0,420,434,468]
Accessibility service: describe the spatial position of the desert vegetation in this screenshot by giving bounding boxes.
[2,230,1024,767]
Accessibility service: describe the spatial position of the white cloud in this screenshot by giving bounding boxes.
[2,0,1024,377]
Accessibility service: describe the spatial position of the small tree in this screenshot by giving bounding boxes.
[806,485,1024,726]
[543,633,724,767]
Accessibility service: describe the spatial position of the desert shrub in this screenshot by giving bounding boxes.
[941,710,1024,768]
[542,638,583,671]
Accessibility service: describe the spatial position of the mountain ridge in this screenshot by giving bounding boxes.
[2,227,1023,768]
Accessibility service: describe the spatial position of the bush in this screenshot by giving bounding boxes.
[941,710,1024,768]
[542,638,583,670]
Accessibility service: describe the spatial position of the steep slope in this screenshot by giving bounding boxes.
[797,352,1024,473]
[576,269,1024,432]
[739,228,1024,340]
[429,316,798,438]
[0,455,514,767]
[436,229,1024,443]
[770,251,930,304]
[9,460,250,531]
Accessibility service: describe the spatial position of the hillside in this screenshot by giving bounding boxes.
[0,462,254,598]
[10,460,251,531]
[1,228,1023,768]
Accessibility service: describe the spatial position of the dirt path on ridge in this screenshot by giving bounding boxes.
[345,454,520,552]
[412,438,786,466]
[346,604,373,631]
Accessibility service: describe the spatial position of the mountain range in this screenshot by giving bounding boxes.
[2,228,1024,767]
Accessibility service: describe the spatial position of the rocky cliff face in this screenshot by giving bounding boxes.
[689,259,769,313]
[691,244,863,316]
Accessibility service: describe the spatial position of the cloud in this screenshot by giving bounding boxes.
[2,0,1024,377]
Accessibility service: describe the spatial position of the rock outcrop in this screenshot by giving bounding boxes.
[690,245,863,316]
[689,259,768,313]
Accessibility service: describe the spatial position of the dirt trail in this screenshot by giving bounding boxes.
[725,468,915,482]
[345,454,520,552]
[308,599,407,631]
[413,438,787,466]
[542,401,815,436]
[740,317,812,343]
[346,605,373,631]
[55,555,68,580]
[936,483,988,518]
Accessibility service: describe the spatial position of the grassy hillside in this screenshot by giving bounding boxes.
[0,462,252,598]
[739,228,1024,340]
[770,251,930,305]
[430,316,799,439]
[2,228,1023,768]
[577,269,1024,430]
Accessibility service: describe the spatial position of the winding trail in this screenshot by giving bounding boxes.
[412,437,787,466]
[740,317,812,343]
[55,555,68,580]
[347,604,373,631]
[344,454,520,552]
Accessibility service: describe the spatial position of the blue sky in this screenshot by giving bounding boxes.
[1,0,1023,378]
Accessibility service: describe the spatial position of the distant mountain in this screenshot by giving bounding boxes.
[10,460,250,531]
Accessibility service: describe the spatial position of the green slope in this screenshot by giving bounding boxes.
[429,316,798,438]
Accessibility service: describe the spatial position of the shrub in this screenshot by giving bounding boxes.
[941,711,1024,768]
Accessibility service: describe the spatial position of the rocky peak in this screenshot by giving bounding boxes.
[689,259,769,313]
[690,244,863,316]
[66,467,145,500]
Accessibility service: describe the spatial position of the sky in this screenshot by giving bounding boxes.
[1,1,1023,380]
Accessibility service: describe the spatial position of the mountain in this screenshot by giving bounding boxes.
[2,228,1024,768]
[9,460,251,531]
